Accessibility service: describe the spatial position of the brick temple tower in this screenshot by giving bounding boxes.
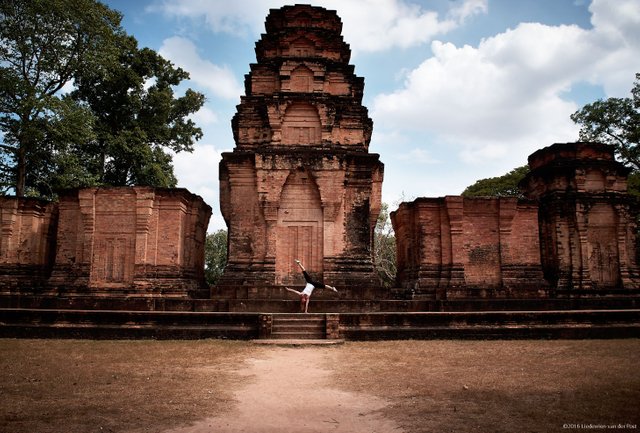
[218,5,384,296]
[521,142,640,295]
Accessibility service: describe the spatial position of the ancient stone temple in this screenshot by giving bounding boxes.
[521,142,640,295]
[0,187,211,298]
[392,142,640,299]
[47,187,211,297]
[0,197,57,291]
[218,5,384,295]
[392,196,546,299]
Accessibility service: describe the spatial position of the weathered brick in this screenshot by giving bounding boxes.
[521,142,640,294]
[393,142,640,299]
[47,187,211,297]
[392,196,545,299]
[218,5,384,296]
[0,197,57,291]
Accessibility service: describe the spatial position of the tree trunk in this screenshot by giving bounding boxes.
[15,145,26,197]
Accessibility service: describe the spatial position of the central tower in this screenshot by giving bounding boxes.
[218,5,384,296]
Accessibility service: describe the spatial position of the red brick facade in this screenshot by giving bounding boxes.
[0,187,211,298]
[392,197,546,299]
[521,142,640,295]
[393,142,640,299]
[218,5,384,295]
[0,197,57,291]
[48,187,211,297]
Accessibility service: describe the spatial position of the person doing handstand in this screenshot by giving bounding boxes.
[285,259,338,313]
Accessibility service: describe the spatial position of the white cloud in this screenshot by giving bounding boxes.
[159,36,243,99]
[372,0,640,174]
[172,143,224,230]
[588,0,640,96]
[152,0,487,53]
[448,0,488,24]
[395,148,440,164]
[189,104,218,125]
[150,0,276,36]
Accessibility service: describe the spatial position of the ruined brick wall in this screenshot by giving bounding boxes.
[521,142,640,294]
[0,197,57,292]
[48,187,211,297]
[219,5,384,295]
[391,197,546,299]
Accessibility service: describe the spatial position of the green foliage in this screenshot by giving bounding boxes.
[571,73,640,170]
[205,230,228,286]
[0,0,122,196]
[374,203,397,288]
[462,165,530,198]
[71,37,204,188]
[627,171,640,197]
[0,0,204,198]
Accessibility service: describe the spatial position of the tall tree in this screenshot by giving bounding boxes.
[205,230,228,286]
[71,35,204,187]
[373,203,397,288]
[462,165,529,198]
[571,73,640,170]
[0,0,121,196]
[1,0,205,198]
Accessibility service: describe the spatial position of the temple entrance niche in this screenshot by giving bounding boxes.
[290,65,314,92]
[587,203,620,288]
[282,102,321,145]
[90,191,136,287]
[289,36,315,56]
[276,169,323,284]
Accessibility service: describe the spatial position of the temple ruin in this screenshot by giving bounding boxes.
[392,142,640,299]
[521,142,640,295]
[217,5,383,296]
[1,187,211,298]
[0,4,639,329]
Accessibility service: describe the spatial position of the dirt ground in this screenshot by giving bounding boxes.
[1,339,639,433]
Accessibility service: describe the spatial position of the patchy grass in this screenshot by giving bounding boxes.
[0,339,259,433]
[330,340,640,433]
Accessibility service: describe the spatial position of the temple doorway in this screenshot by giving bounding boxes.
[276,169,323,284]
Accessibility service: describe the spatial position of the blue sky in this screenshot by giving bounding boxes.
[102,0,640,231]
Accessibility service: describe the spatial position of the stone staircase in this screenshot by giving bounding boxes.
[270,314,326,339]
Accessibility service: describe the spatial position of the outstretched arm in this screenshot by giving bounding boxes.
[294,259,305,272]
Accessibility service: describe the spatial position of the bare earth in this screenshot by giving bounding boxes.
[2,339,639,433]
[165,346,403,433]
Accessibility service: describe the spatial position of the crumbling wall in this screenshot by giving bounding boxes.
[0,197,57,292]
[48,187,211,297]
[521,142,640,295]
[392,196,546,299]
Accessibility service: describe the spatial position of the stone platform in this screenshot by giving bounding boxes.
[1,292,639,340]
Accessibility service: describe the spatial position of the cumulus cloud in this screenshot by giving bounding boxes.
[151,0,487,52]
[395,148,440,164]
[372,0,640,170]
[189,105,218,126]
[159,36,243,99]
[172,143,225,228]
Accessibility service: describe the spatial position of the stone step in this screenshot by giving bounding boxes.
[2,294,640,313]
[270,314,326,339]
[2,308,639,340]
